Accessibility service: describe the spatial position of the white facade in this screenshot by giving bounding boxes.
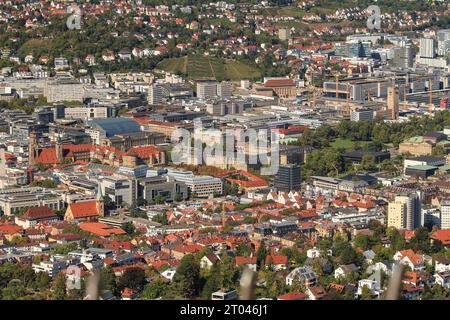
[440,200,450,229]
[64,106,109,120]
[419,38,436,58]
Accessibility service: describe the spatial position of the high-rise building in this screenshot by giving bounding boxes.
[148,83,166,105]
[387,81,399,120]
[437,29,450,56]
[196,81,218,99]
[419,38,436,58]
[440,200,450,229]
[388,194,421,230]
[274,164,301,192]
[390,44,414,68]
[350,108,374,122]
[217,81,233,98]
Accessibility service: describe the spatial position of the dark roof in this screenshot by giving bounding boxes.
[424,132,446,138]
[406,156,446,162]
[89,118,141,137]
[341,173,377,184]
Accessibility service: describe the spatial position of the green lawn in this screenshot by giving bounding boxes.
[330,139,370,150]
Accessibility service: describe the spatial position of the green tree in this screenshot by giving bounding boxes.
[122,222,135,235]
[360,285,372,300]
[100,266,117,295]
[140,280,168,300]
[117,268,146,292]
[2,279,26,300]
[34,272,51,290]
[169,254,200,299]
[256,242,268,269]
[52,273,67,300]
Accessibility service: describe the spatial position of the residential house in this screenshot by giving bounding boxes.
[200,253,220,270]
[306,286,327,300]
[434,271,450,289]
[265,255,288,271]
[334,264,359,279]
[277,292,307,300]
[435,256,450,273]
[393,250,425,271]
[235,256,257,272]
[286,266,317,287]
[15,206,59,228]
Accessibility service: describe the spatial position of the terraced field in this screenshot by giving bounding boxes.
[156,55,261,81]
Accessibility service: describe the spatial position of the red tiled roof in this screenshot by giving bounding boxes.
[235,256,256,266]
[79,222,126,237]
[20,206,57,221]
[265,255,287,265]
[0,224,23,235]
[67,201,100,219]
[37,144,122,165]
[398,249,423,266]
[278,292,307,300]
[431,229,450,246]
[126,146,160,159]
[264,79,295,87]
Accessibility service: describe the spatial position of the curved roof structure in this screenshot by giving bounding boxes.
[89,118,141,137]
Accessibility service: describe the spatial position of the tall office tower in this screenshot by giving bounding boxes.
[440,200,450,229]
[437,29,450,56]
[217,81,233,98]
[274,164,301,192]
[196,81,218,99]
[419,38,436,58]
[148,83,166,105]
[388,194,421,230]
[391,44,414,68]
[387,80,399,120]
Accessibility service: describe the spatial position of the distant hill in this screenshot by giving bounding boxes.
[156,55,261,81]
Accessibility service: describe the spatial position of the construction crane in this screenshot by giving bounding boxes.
[310,69,317,108]
[404,74,409,102]
[335,73,340,99]
[346,82,350,115]
[429,79,433,106]
[221,202,226,228]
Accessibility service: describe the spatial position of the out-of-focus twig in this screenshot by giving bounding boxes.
[239,267,257,300]
[84,271,100,300]
[385,263,403,300]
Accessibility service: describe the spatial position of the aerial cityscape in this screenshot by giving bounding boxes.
[1,0,450,303]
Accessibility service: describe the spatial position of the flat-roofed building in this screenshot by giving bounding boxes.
[166,169,223,197]
[263,78,297,99]
[350,108,374,121]
[0,187,65,216]
[44,80,84,102]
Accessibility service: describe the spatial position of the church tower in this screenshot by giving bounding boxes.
[56,137,63,163]
[96,185,104,217]
[29,131,38,166]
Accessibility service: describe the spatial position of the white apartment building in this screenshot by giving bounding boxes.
[440,200,450,229]
[166,169,223,197]
[64,106,109,120]
[44,80,85,102]
[86,128,107,145]
[350,108,374,122]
